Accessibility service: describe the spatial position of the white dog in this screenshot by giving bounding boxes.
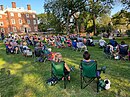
[104,79,111,90]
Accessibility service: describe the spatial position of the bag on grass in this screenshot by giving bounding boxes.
[46,77,59,86]
[98,79,111,91]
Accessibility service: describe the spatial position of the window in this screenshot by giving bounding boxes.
[33,20,36,25]
[1,28,5,32]
[11,19,15,24]
[20,27,23,32]
[26,14,29,18]
[8,28,10,32]
[28,27,31,31]
[0,15,2,19]
[19,19,22,24]
[13,27,17,32]
[0,22,4,26]
[34,26,37,31]
[18,13,21,17]
[27,19,30,24]
[10,13,14,17]
[33,14,35,18]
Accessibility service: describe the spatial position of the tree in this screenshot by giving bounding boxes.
[44,0,87,34]
[97,14,111,33]
[111,10,130,33]
[44,0,114,35]
[84,0,114,35]
[37,13,64,32]
[121,0,130,9]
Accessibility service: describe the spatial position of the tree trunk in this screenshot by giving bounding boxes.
[92,14,96,35]
[75,18,79,34]
[66,13,70,35]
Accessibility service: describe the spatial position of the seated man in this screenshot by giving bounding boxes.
[99,37,106,48]
[72,40,78,50]
[82,51,106,76]
[86,37,95,46]
[109,38,118,47]
[119,41,129,58]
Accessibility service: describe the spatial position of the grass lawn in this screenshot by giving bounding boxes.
[0,37,130,97]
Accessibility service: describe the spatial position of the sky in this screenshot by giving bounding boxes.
[0,0,125,15]
[0,0,45,14]
[111,2,124,16]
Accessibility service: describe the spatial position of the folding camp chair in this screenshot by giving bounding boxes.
[34,48,44,62]
[103,45,113,59]
[51,61,68,89]
[119,45,129,60]
[80,60,100,92]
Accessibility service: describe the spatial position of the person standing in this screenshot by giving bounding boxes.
[1,31,5,40]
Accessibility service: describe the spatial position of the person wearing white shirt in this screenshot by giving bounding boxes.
[99,37,106,48]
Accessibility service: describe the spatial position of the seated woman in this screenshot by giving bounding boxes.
[66,38,72,47]
[107,43,119,59]
[54,53,70,81]
[7,44,14,54]
[12,41,19,54]
[77,40,88,51]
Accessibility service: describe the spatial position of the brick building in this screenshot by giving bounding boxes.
[0,2,38,34]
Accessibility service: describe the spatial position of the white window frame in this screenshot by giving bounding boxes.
[10,13,14,17]
[26,14,29,18]
[18,13,21,17]
[27,19,30,24]
[11,19,15,24]
[8,28,10,32]
[28,27,31,32]
[33,20,36,25]
[0,15,2,19]
[33,14,35,18]
[19,19,22,24]
[12,27,17,32]
[0,22,4,26]
[20,27,23,32]
[34,26,37,31]
[1,28,5,32]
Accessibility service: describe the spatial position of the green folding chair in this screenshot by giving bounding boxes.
[80,60,100,92]
[51,61,67,89]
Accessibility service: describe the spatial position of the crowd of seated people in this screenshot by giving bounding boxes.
[104,37,129,60]
[2,32,129,61]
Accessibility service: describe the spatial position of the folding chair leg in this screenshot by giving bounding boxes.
[64,76,66,89]
[97,78,99,93]
[81,76,83,89]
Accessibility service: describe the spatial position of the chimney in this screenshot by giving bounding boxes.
[12,2,16,8]
[27,4,31,10]
[0,5,4,10]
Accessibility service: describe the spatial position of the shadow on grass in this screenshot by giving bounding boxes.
[0,68,21,97]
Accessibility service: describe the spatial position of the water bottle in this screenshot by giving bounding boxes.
[70,66,75,72]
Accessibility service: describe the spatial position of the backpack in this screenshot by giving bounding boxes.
[46,77,59,86]
[98,79,111,92]
[98,79,106,91]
